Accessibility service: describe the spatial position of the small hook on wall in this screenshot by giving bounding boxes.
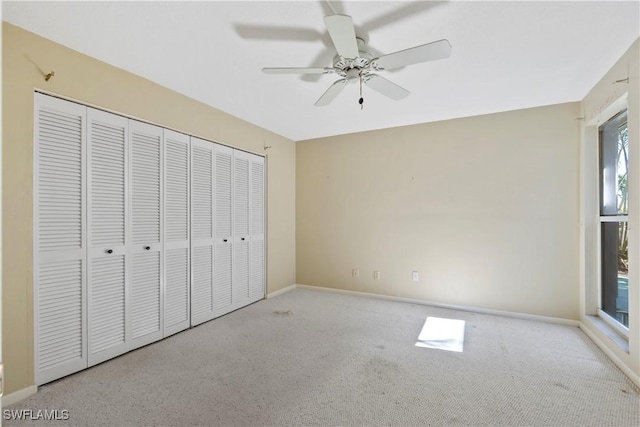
[44,71,55,81]
[264,145,272,151]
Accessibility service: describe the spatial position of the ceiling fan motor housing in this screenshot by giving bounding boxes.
[333,37,374,79]
[333,53,372,69]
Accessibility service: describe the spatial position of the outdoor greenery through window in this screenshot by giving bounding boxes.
[599,109,628,328]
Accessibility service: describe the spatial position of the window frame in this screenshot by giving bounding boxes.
[597,109,629,337]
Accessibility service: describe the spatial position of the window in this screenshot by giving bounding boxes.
[599,109,628,329]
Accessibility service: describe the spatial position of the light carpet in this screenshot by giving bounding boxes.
[5,288,639,426]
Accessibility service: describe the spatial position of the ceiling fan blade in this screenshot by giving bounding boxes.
[262,67,334,74]
[315,79,348,106]
[324,15,359,59]
[373,39,452,70]
[364,75,410,100]
[301,49,337,82]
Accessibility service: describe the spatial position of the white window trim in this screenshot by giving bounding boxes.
[599,215,628,222]
[597,308,629,339]
[596,107,629,336]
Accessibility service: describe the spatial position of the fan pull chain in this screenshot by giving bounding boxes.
[359,74,364,110]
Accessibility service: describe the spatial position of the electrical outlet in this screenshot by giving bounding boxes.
[352,268,360,279]
[374,271,381,280]
[412,271,419,281]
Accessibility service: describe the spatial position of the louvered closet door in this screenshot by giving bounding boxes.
[190,137,215,325]
[129,120,163,348]
[87,108,129,366]
[232,150,251,309]
[249,154,265,303]
[34,93,87,385]
[163,129,190,335]
[214,144,234,317]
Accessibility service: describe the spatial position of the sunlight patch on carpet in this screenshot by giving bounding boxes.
[415,317,466,352]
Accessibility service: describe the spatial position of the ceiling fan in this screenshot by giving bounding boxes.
[262,14,452,107]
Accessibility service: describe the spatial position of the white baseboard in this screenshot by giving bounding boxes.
[266,284,297,299]
[579,322,640,389]
[296,284,580,327]
[2,385,38,406]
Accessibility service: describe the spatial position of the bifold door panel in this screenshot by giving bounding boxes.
[34,93,266,386]
[34,95,88,385]
[87,108,128,366]
[164,130,191,336]
[214,146,234,316]
[233,151,251,311]
[249,157,265,303]
[129,121,163,348]
[190,138,215,325]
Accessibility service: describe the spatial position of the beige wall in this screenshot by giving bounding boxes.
[580,39,639,380]
[2,22,296,395]
[297,103,580,319]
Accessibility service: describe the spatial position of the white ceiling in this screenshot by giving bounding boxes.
[3,1,639,141]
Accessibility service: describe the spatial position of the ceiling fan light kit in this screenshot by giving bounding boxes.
[261,13,452,108]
